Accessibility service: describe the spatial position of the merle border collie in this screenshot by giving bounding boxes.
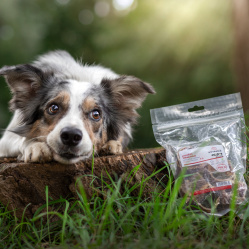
[0,50,155,164]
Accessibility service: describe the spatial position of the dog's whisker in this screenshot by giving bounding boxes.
[94,151,100,158]
[28,136,47,142]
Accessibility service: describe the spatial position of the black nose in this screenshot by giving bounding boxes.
[60,127,83,146]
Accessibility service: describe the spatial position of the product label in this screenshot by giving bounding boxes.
[179,145,230,172]
[216,181,232,187]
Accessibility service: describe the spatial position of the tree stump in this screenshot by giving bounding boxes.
[0,148,167,219]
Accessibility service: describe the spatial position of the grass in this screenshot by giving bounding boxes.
[0,161,249,249]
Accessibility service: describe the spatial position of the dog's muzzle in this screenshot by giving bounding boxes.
[60,127,83,147]
[51,126,92,163]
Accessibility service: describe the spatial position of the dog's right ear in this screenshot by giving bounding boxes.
[0,64,49,111]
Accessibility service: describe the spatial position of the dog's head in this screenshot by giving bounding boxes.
[0,60,155,164]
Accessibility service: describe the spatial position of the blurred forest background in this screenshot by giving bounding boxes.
[0,0,244,149]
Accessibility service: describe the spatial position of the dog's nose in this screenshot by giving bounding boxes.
[60,127,83,146]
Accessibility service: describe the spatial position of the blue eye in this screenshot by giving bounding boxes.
[48,104,59,115]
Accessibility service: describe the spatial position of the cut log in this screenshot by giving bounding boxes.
[0,148,166,219]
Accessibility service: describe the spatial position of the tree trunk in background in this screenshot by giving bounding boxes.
[233,0,249,114]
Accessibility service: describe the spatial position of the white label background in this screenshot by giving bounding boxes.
[179,145,230,172]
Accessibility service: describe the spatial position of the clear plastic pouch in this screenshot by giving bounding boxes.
[151,93,248,216]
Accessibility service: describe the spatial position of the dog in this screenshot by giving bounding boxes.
[0,50,155,164]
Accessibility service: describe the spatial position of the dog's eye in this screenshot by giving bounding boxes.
[90,110,101,121]
[48,104,59,115]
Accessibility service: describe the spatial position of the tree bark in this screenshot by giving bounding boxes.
[0,148,166,219]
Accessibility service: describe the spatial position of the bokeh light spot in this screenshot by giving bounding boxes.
[94,1,110,17]
[79,10,94,25]
[113,0,134,11]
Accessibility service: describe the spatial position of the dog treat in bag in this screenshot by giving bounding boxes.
[150,93,248,216]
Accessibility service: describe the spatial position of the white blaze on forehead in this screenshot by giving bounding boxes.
[68,79,92,119]
[46,79,94,160]
[62,79,92,138]
[69,79,92,96]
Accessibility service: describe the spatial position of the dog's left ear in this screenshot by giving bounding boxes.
[101,75,155,123]
[0,64,49,111]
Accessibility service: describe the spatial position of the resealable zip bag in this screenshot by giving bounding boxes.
[151,93,248,216]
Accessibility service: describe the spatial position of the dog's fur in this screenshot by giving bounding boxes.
[0,50,155,164]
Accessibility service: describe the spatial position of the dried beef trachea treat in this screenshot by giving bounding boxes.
[151,93,248,216]
[177,146,246,213]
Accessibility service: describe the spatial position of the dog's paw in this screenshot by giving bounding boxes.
[22,142,53,163]
[101,140,123,155]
